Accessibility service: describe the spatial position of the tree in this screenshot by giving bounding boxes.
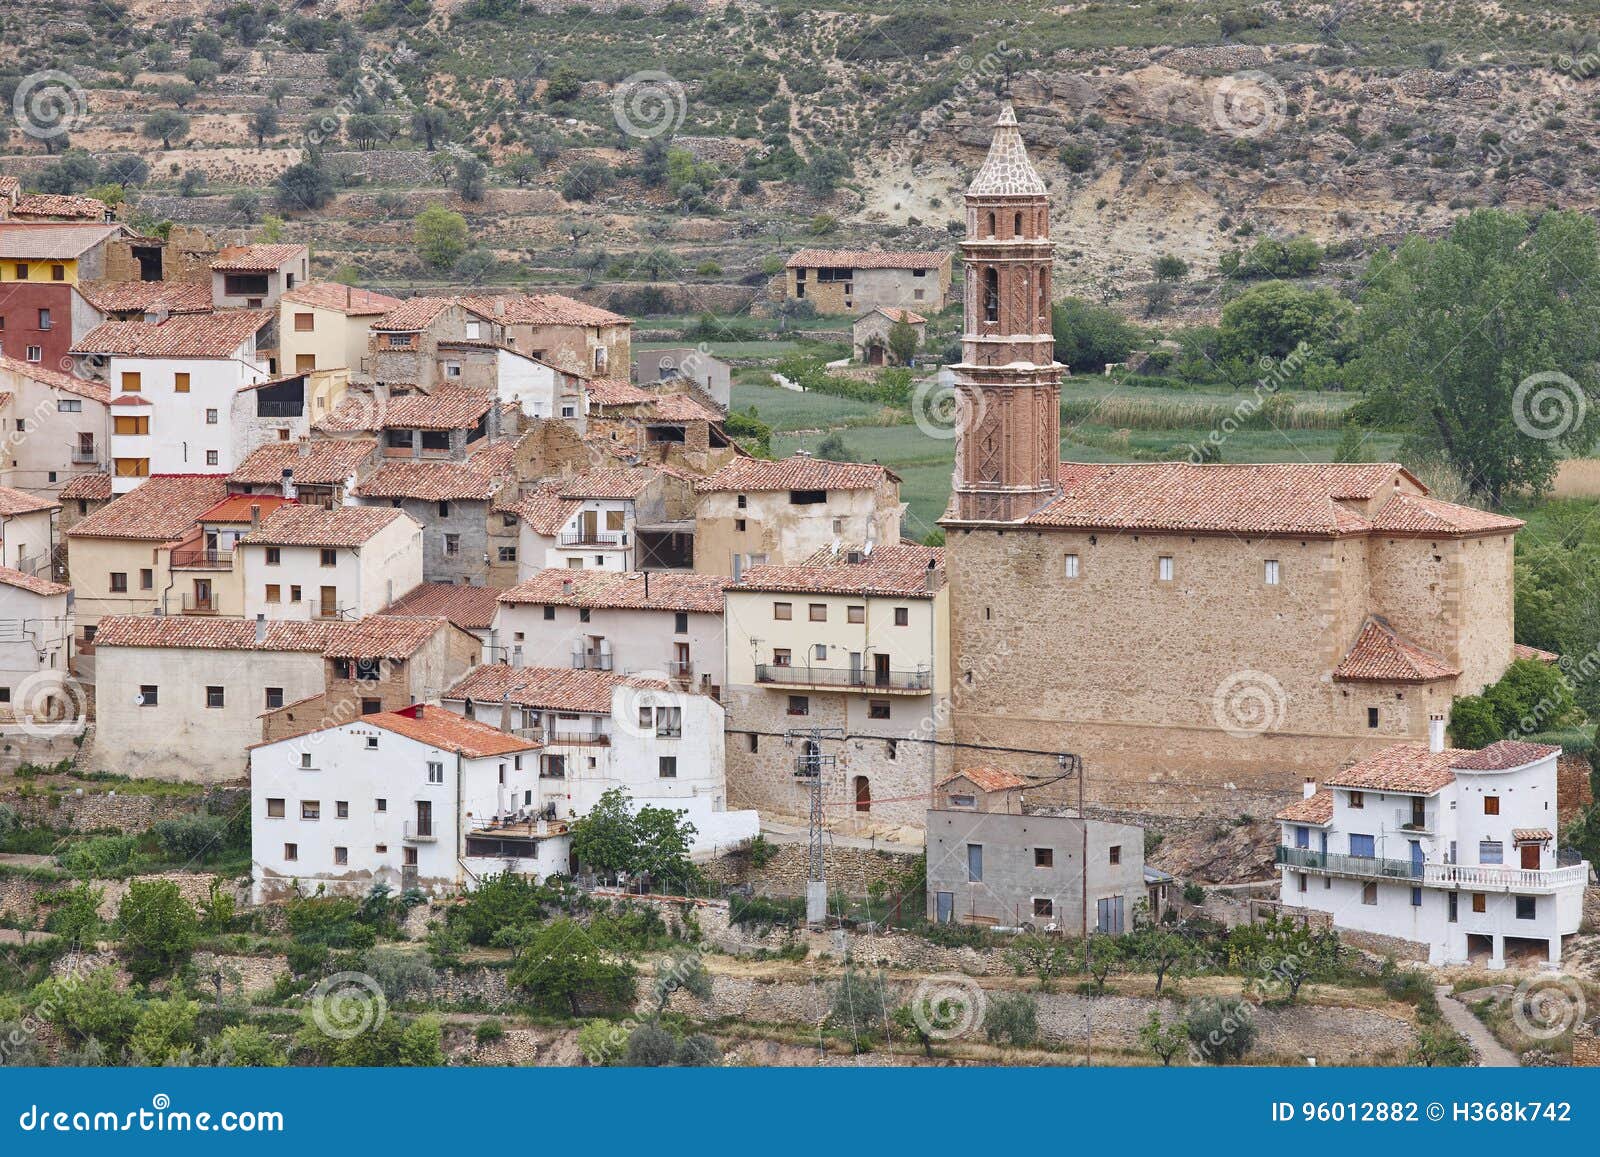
[207,1024,286,1067]
[1139,1008,1187,1065]
[828,963,889,1050]
[1449,695,1501,748]
[43,881,103,944]
[799,148,850,197]
[1080,933,1124,993]
[506,918,636,1016]
[1185,997,1255,1063]
[1217,281,1352,364]
[650,948,712,1019]
[116,878,199,982]
[153,812,228,863]
[129,994,197,1064]
[570,787,698,883]
[543,64,582,103]
[346,114,395,151]
[1154,254,1189,281]
[158,81,197,108]
[142,110,190,150]
[1005,935,1074,993]
[1052,298,1138,373]
[275,160,334,212]
[32,969,139,1048]
[1229,913,1340,1002]
[191,30,225,62]
[1484,658,1578,735]
[450,155,488,202]
[249,105,279,148]
[410,105,450,151]
[1129,920,1195,994]
[984,992,1039,1047]
[887,317,919,366]
[185,59,220,87]
[327,1015,444,1066]
[502,152,542,187]
[228,190,261,222]
[891,1004,935,1057]
[561,161,614,203]
[1351,209,1600,503]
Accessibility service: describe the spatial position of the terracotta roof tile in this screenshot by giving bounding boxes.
[1513,828,1553,842]
[0,566,69,596]
[1513,643,1559,664]
[938,766,1026,792]
[694,456,895,493]
[60,472,111,500]
[0,483,58,517]
[444,664,666,715]
[362,704,540,757]
[738,543,945,599]
[372,296,485,332]
[643,391,722,422]
[78,280,214,316]
[1326,744,1465,795]
[281,281,402,315]
[459,292,629,327]
[210,243,307,272]
[240,504,412,548]
[314,384,494,433]
[0,222,121,260]
[93,614,331,651]
[350,459,506,502]
[66,475,230,540]
[0,355,110,403]
[1333,616,1460,683]
[499,568,727,614]
[786,248,947,270]
[196,493,297,524]
[1275,790,1334,825]
[322,615,459,660]
[1450,740,1560,772]
[557,466,660,500]
[382,582,501,631]
[230,438,378,486]
[1368,492,1524,536]
[10,193,107,220]
[585,378,656,406]
[866,307,926,324]
[511,484,583,535]
[72,310,272,358]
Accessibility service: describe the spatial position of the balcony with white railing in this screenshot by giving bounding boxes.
[558,528,626,548]
[754,662,933,694]
[1277,846,1589,893]
[403,820,437,842]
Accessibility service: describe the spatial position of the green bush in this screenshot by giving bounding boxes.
[153,813,230,864]
[984,992,1039,1047]
[1185,997,1255,1063]
[116,879,199,982]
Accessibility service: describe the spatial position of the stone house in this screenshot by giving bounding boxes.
[229,437,380,509]
[633,347,731,411]
[692,455,905,578]
[380,581,503,655]
[314,382,515,462]
[510,465,697,574]
[722,543,948,832]
[586,385,734,478]
[278,281,402,376]
[78,279,215,324]
[780,248,951,315]
[57,472,112,535]
[210,243,309,313]
[433,340,583,423]
[237,505,423,622]
[460,292,632,379]
[228,368,352,462]
[852,307,926,366]
[926,767,1147,933]
[366,297,498,390]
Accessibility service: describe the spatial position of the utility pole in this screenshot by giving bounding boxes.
[786,726,843,927]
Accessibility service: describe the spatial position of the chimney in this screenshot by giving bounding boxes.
[345,284,352,310]
[500,690,511,734]
[298,438,311,459]
[1302,777,1316,800]
[643,570,649,598]
[250,503,261,530]
[1428,713,1446,754]
[255,614,267,644]
[281,467,296,500]
[562,578,574,594]
[731,554,743,583]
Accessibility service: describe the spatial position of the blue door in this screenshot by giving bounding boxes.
[1409,840,1423,878]
[1295,826,1310,849]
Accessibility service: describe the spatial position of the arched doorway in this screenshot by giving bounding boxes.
[854,775,871,812]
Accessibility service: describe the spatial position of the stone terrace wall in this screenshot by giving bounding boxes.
[701,842,915,898]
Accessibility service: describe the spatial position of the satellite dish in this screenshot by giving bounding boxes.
[133,694,145,706]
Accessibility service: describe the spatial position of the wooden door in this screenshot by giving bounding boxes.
[1520,844,1540,870]
[854,775,870,813]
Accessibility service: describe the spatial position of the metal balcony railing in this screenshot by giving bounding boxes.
[1277,846,1589,892]
[256,400,304,418]
[171,546,233,569]
[403,820,436,842]
[667,659,693,679]
[754,663,932,692]
[544,729,610,746]
[70,445,98,464]
[181,592,219,615]
[558,529,626,547]
[571,651,614,671]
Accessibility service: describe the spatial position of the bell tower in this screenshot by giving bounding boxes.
[947,104,1063,524]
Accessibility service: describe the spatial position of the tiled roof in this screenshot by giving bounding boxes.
[210,243,306,272]
[316,385,494,433]
[585,378,656,406]
[1333,617,1460,683]
[644,391,722,422]
[866,307,926,324]
[11,193,107,220]
[72,310,272,358]
[557,466,660,500]
[281,281,403,315]
[230,438,378,486]
[0,566,69,597]
[1513,643,1559,664]
[372,296,476,332]
[0,355,109,403]
[512,484,582,536]
[499,568,728,614]
[1513,828,1553,842]
[60,472,111,500]
[1275,790,1334,825]
[196,493,297,524]
[322,615,458,660]
[939,766,1026,792]
[786,248,947,271]
[1025,462,1462,537]
[382,582,501,631]
[737,543,945,599]
[110,395,152,407]
[694,456,895,493]
[0,176,17,197]
[66,475,230,540]
[350,458,506,501]
[364,704,540,758]
[78,280,214,316]
[0,222,121,260]
[1450,740,1560,772]
[460,292,629,327]
[1325,745,1466,795]
[444,664,666,715]
[240,505,411,548]
[967,104,1048,197]
[92,614,331,652]
[1368,492,1524,536]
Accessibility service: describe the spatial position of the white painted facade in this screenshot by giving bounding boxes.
[0,505,56,576]
[0,361,110,499]
[0,577,71,707]
[107,350,269,493]
[1278,725,1590,968]
[239,514,424,622]
[494,599,725,691]
[519,497,634,573]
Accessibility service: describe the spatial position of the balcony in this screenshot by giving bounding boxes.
[544,729,610,746]
[754,662,933,694]
[1277,846,1589,894]
[558,529,626,548]
[70,444,98,465]
[571,651,614,671]
[403,820,437,842]
[255,400,304,419]
[180,593,220,615]
[667,659,693,680]
[171,546,233,569]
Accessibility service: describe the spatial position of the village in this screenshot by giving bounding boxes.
[0,102,1596,1072]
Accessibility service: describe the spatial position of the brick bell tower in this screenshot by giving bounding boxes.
[947,104,1063,524]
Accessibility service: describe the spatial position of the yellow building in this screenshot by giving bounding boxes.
[279,282,403,376]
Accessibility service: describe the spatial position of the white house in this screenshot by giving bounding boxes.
[1277,719,1591,969]
[71,310,274,492]
[238,505,423,622]
[0,485,59,576]
[249,703,543,901]
[494,567,727,694]
[0,355,110,500]
[512,466,692,574]
[211,243,309,312]
[441,664,758,854]
[0,565,71,713]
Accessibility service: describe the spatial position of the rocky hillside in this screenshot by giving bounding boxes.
[4,0,1598,314]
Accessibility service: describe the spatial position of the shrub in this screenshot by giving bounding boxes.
[129,994,197,1064]
[506,919,636,1017]
[57,833,139,875]
[474,1018,505,1044]
[363,946,435,1004]
[984,992,1039,1047]
[32,969,138,1048]
[153,813,230,864]
[1185,997,1255,1063]
[1449,695,1502,749]
[1052,298,1138,372]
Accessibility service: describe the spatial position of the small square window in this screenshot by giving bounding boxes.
[543,605,555,620]
[578,608,591,623]
[334,846,348,865]
[868,699,890,720]
[1362,882,1378,905]
[205,409,218,425]
[1484,795,1500,816]
[320,548,337,567]
[674,612,688,634]
[659,756,677,778]
[366,736,379,749]
[734,519,747,532]
[205,450,219,466]
[138,684,158,706]
[301,800,319,820]
[265,547,281,566]
[772,648,791,667]
[1472,893,1486,914]
[140,569,153,590]
[283,843,298,861]
[1158,555,1174,582]
[1515,895,1536,920]
[1349,790,1365,809]
[1033,898,1054,918]
[787,695,809,716]
[300,752,312,768]
[266,687,284,709]
[266,798,285,818]
[1108,845,1121,865]
[847,605,865,623]
[894,607,909,626]
[109,572,128,593]
[773,602,792,620]
[205,685,224,708]
[375,798,387,812]
[809,603,827,622]
[1367,707,1380,729]
[427,761,444,784]
[1034,847,1053,868]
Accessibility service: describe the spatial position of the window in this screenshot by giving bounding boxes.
[294,312,315,332]
[1349,833,1375,858]
[1479,840,1503,865]
[109,571,128,593]
[868,699,890,720]
[772,648,791,667]
[265,584,281,604]
[773,602,792,620]
[334,846,348,866]
[26,346,41,363]
[266,798,285,818]
[320,548,337,567]
[284,843,298,862]
[734,519,746,532]
[1411,886,1422,907]
[301,800,320,820]
[1034,847,1053,868]
[438,501,451,518]
[1472,893,1487,914]
[265,547,281,566]
[498,547,516,563]
[138,685,157,706]
[1515,895,1536,920]
[427,761,444,784]
[787,695,809,716]
[1158,555,1174,582]
[121,371,141,393]
[790,488,826,505]
[174,372,190,393]
[1484,795,1500,816]
[1064,553,1079,579]
[1108,845,1121,865]
[967,844,983,882]
[1264,559,1280,585]
[659,756,677,778]
[205,450,218,466]
[206,409,218,424]
[51,264,65,281]
[655,706,681,736]
[300,752,312,769]
[37,308,51,330]
[1367,706,1380,729]
[674,612,688,634]
[813,643,827,662]
[809,603,827,622]
[140,569,152,591]
[1033,898,1054,918]
[748,734,759,753]
[375,798,387,812]
[57,399,81,412]
[894,607,909,626]
[444,534,460,556]
[1448,891,1458,922]
[365,736,378,749]
[1361,882,1378,905]
[1348,790,1364,809]
[1298,874,1309,893]
[114,415,150,436]
[12,264,24,280]
[205,686,224,708]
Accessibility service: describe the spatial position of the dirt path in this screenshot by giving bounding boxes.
[1435,984,1519,1067]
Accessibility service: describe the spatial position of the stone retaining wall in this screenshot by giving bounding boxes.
[701,841,915,898]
